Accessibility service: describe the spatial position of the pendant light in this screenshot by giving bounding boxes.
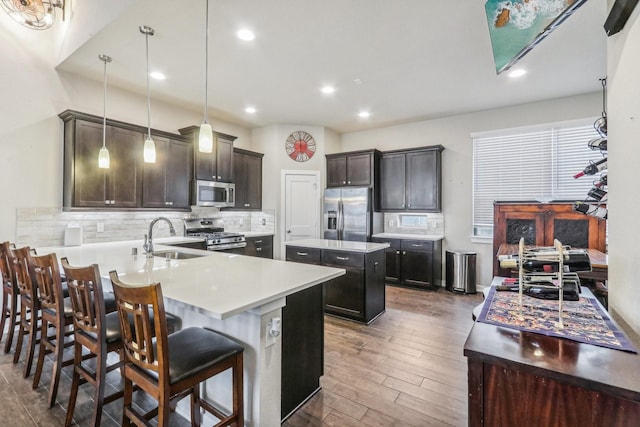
[199,0,213,153]
[140,25,156,163]
[98,54,111,169]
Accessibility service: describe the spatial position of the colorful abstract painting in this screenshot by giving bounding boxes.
[484,0,587,73]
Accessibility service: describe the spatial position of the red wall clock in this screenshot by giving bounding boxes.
[285,131,316,162]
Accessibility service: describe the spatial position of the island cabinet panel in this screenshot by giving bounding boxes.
[380,145,444,212]
[230,148,263,210]
[180,126,236,183]
[282,245,324,421]
[372,237,442,290]
[321,250,366,319]
[142,136,192,209]
[243,235,273,259]
[63,115,143,209]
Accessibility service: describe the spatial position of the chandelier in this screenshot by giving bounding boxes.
[0,0,65,30]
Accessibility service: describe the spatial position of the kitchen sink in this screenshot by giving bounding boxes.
[152,250,206,260]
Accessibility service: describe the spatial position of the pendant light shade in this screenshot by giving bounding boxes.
[98,54,111,169]
[199,0,213,153]
[140,25,156,163]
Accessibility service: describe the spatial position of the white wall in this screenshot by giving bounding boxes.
[607,8,640,333]
[341,93,601,287]
[0,11,250,242]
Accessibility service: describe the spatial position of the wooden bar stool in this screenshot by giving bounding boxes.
[61,257,125,427]
[11,246,41,378]
[31,252,75,407]
[109,270,244,427]
[0,241,20,354]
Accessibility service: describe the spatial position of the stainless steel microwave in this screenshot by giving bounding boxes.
[193,180,235,207]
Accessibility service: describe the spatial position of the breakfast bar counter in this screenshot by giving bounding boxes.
[38,239,345,427]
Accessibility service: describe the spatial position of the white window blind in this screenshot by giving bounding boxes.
[472,119,604,238]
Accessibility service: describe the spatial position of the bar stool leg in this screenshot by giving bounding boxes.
[90,346,107,427]
[190,384,201,426]
[12,304,27,364]
[64,341,82,427]
[23,311,39,378]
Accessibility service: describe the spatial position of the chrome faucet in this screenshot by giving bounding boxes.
[143,217,176,258]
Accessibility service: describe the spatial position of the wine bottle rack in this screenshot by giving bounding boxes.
[517,237,566,329]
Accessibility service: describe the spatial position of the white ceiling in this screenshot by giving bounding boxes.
[56,0,608,134]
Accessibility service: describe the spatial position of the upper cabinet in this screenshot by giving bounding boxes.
[180,126,236,182]
[231,148,263,210]
[60,110,192,211]
[380,145,444,212]
[142,136,192,209]
[61,111,143,209]
[326,149,380,188]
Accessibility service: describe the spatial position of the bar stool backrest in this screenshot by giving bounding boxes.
[61,258,106,343]
[12,247,36,302]
[110,273,170,383]
[31,253,65,314]
[0,241,15,289]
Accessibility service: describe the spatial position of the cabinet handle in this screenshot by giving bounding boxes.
[256,247,262,252]
[104,200,110,205]
[255,240,262,243]
[342,181,346,185]
[411,243,423,247]
[374,261,379,271]
[403,251,406,255]
[245,203,250,207]
[296,252,308,256]
[218,176,221,180]
[336,256,349,261]
[396,250,401,255]
[347,181,351,184]
[408,204,411,208]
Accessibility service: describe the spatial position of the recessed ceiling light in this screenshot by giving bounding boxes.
[237,29,255,41]
[150,71,166,80]
[321,85,335,95]
[245,106,256,114]
[358,111,370,118]
[508,69,527,78]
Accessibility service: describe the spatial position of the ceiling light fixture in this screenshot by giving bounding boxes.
[98,54,112,169]
[150,71,166,80]
[358,111,370,118]
[140,25,156,163]
[508,69,527,78]
[245,106,256,114]
[321,85,335,95]
[199,0,213,153]
[0,0,65,30]
[237,28,255,41]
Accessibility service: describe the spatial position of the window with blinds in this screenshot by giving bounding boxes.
[472,118,604,238]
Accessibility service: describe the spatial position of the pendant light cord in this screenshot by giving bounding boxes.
[102,56,108,147]
[204,0,209,123]
[145,31,152,139]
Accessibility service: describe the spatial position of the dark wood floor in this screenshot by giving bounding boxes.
[283,286,482,427]
[0,286,482,426]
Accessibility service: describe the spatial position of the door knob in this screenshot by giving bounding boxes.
[287,230,291,234]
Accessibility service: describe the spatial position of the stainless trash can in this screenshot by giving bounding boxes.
[446,250,477,294]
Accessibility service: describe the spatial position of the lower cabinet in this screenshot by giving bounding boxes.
[225,235,273,259]
[286,246,385,323]
[372,237,442,290]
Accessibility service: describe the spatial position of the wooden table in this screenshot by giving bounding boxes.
[464,278,640,427]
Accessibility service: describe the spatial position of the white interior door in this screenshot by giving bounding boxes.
[282,171,320,246]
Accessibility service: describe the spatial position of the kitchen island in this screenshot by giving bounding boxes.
[38,238,344,427]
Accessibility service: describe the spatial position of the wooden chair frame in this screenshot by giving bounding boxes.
[110,271,243,427]
[0,241,19,354]
[31,252,75,407]
[61,257,124,427]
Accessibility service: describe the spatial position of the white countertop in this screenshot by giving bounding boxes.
[372,232,444,241]
[284,239,389,253]
[38,239,344,320]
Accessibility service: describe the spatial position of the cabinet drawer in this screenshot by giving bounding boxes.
[372,237,401,249]
[321,250,365,268]
[401,240,434,251]
[286,246,321,265]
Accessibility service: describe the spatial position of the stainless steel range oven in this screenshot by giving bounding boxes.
[184,218,246,251]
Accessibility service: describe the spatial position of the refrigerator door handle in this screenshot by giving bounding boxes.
[338,200,343,240]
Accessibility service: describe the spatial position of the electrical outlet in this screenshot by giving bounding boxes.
[388,219,394,226]
[262,218,266,226]
[239,218,244,226]
[97,222,104,233]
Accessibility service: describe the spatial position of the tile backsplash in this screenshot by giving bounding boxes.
[383,212,444,235]
[15,207,275,248]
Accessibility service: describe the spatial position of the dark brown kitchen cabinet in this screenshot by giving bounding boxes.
[143,136,192,209]
[372,237,442,290]
[61,112,143,209]
[180,126,236,182]
[282,246,324,422]
[492,202,607,277]
[230,148,263,210]
[244,235,273,259]
[326,149,381,188]
[380,145,444,212]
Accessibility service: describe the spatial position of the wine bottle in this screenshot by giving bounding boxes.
[573,157,607,179]
[574,202,608,220]
[588,138,607,151]
[593,174,607,188]
[500,252,591,272]
[587,186,607,201]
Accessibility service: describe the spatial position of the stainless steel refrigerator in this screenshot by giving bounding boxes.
[323,187,382,241]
